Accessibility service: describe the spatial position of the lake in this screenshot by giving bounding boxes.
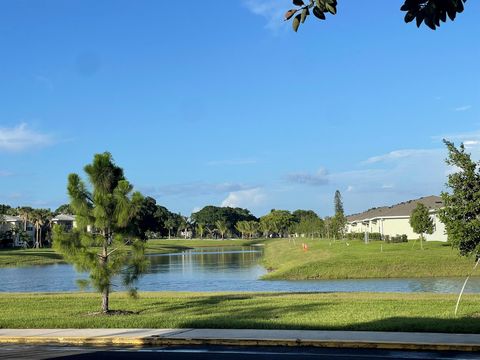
[1,246,480,293]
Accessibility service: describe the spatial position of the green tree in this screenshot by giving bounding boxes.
[409,203,434,250]
[164,217,177,239]
[332,190,347,239]
[284,0,467,32]
[439,140,480,256]
[215,220,228,240]
[52,152,148,313]
[191,206,257,237]
[260,210,295,238]
[32,209,52,248]
[55,204,74,215]
[196,223,205,239]
[235,221,247,239]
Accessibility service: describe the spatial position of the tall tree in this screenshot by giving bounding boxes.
[215,220,228,240]
[332,190,347,239]
[53,152,148,313]
[284,0,467,32]
[164,217,177,239]
[439,141,480,256]
[409,203,434,250]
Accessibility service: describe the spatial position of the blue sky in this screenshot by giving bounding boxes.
[0,0,479,217]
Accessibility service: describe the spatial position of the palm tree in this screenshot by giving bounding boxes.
[165,218,176,239]
[215,220,228,240]
[246,221,259,239]
[235,221,247,239]
[196,223,205,239]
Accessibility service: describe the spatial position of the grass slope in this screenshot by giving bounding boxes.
[0,239,261,268]
[262,239,478,280]
[0,292,479,333]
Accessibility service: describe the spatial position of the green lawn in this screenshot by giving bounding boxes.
[1,292,479,333]
[0,238,262,268]
[0,248,64,268]
[262,239,479,280]
[145,238,263,254]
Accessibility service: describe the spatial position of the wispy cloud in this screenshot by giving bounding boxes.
[363,149,441,164]
[0,170,13,177]
[221,187,266,208]
[285,168,329,186]
[34,75,54,91]
[243,0,289,31]
[0,123,54,152]
[454,105,472,112]
[206,158,258,166]
[142,182,257,198]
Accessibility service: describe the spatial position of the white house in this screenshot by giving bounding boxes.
[0,215,35,246]
[51,214,76,231]
[346,195,447,242]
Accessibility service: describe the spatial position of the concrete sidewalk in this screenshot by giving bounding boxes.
[0,329,479,351]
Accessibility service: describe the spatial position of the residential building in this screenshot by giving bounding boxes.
[0,215,35,246]
[346,195,447,242]
[51,214,76,231]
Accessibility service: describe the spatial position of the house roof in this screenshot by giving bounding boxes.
[1,215,22,222]
[347,195,444,222]
[52,214,75,222]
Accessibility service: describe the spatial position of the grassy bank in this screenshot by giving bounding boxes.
[0,249,63,268]
[262,239,478,280]
[0,238,262,268]
[145,238,263,254]
[0,292,479,333]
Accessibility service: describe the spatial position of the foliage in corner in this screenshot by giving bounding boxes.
[439,140,480,257]
[284,0,337,32]
[284,0,467,32]
[401,0,467,30]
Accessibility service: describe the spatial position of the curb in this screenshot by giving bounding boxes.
[1,336,479,352]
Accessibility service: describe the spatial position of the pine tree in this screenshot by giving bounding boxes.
[53,152,148,313]
[332,190,346,239]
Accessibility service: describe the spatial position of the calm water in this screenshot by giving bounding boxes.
[1,246,480,293]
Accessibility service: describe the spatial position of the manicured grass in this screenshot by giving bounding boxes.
[0,239,263,267]
[0,248,64,268]
[0,292,479,333]
[262,239,479,280]
[145,238,264,254]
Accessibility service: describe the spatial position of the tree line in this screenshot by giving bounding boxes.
[0,189,347,246]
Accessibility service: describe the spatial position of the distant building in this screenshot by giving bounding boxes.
[346,195,447,242]
[0,215,35,246]
[51,214,76,231]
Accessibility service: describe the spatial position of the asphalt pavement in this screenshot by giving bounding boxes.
[1,345,479,360]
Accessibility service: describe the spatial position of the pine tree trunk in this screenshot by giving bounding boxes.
[102,288,109,313]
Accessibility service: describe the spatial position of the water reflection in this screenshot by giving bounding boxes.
[1,246,480,294]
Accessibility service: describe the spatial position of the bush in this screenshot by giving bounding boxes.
[346,232,382,241]
[385,234,408,243]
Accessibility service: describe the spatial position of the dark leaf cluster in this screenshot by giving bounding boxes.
[401,0,467,30]
[285,0,467,31]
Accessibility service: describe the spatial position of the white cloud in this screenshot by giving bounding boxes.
[142,182,256,197]
[286,168,329,186]
[243,0,290,31]
[0,123,54,152]
[454,105,472,112]
[221,188,266,208]
[363,149,440,164]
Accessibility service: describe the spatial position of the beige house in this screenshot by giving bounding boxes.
[346,195,447,242]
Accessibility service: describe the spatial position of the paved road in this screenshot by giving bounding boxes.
[0,345,479,360]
